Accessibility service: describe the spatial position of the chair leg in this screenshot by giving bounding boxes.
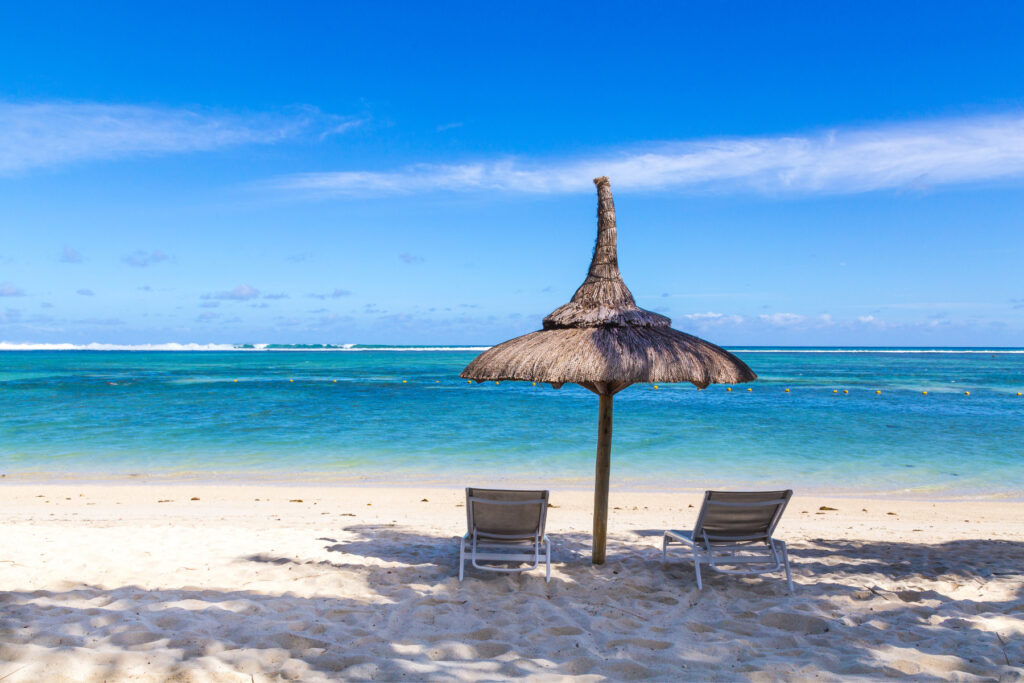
[545,537,551,583]
[779,540,793,592]
[693,544,703,590]
[459,536,466,582]
[662,535,668,564]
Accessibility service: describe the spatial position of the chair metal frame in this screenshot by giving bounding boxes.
[662,490,794,591]
[459,489,551,582]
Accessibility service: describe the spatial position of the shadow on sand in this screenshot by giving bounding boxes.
[1,525,1022,680]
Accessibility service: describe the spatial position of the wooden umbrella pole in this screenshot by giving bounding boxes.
[592,392,613,564]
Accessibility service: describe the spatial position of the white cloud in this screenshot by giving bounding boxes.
[0,282,25,296]
[759,312,805,326]
[202,284,261,301]
[60,246,83,263]
[319,118,367,140]
[399,253,425,264]
[308,289,351,299]
[681,311,745,325]
[0,102,344,174]
[857,315,887,327]
[123,249,170,267]
[274,112,1024,197]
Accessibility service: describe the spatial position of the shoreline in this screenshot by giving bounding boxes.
[3,473,1022,502]
[4,483,1024,538]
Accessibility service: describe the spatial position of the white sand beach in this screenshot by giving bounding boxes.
[1,484,1022,681]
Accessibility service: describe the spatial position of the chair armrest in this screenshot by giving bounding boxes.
[664,530,696,546]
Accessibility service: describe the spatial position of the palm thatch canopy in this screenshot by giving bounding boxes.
[461,176,755,391]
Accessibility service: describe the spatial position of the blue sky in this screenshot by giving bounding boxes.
[1,1,1023,346]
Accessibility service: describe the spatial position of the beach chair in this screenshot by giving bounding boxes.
[459,487,551,582]
[662,490,794,591]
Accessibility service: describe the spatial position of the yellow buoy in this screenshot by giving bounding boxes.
[289,379,294,383]
[964,391,970,396]
[233,379,238,382]
[727,387,732,392]
[747,387,752,392]
[334,380,337,383]
[922,391,928,395]
[784,388,790,393]
[495,381,499,385]
[532,382,536,386]
[467,380,472,384]
[843,390,849,394]
[1018,392,1022,396]
[402,380,407,383]
[833,390,838,394]
[876,390,881,395]
[653,385,659,389]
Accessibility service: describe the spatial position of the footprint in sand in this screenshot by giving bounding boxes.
[269,632,330,651]
[546,625,584,636]
[461,627,498,641]
[759,611,831,634]
[426,643,476,661]
[606,638,672,650]
[473,642,512,658]
[604,661,659,680]
[561,657,597,675]
[109,629,162,647]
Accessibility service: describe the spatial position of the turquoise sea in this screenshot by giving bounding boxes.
[0,347,1022,498]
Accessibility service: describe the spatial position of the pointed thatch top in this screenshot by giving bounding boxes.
[461,176,756,391]
[544,177,671,329]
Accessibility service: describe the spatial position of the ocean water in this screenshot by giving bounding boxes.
[0,347,1022,498]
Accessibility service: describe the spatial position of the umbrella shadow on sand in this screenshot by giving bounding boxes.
[249,524,616,580]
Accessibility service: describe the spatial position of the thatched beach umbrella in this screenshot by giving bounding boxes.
[461,176,756,564]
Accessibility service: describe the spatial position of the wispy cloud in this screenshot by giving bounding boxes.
[60,246,83,263]
[0,102,352,174]
[399,253,424,264]
[308,289,351,299]
[681,311,745,325]
[759,312,805,326]
[123,249,170,267]
[76,288,95,296]
[319,117,367,140]
[73,317,122,326]
[274,112,1024,197]
[436,122,463,132]
[202,284,260,301]
[0,282,25,296]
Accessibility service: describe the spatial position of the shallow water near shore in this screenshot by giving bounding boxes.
[1,347,1022,498]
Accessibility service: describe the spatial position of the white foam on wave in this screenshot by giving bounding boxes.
[336,346,490,352]
[0,342,491,352]
[0,342,240,351]
[730,348,1024,354]
[2,341,1020,354]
